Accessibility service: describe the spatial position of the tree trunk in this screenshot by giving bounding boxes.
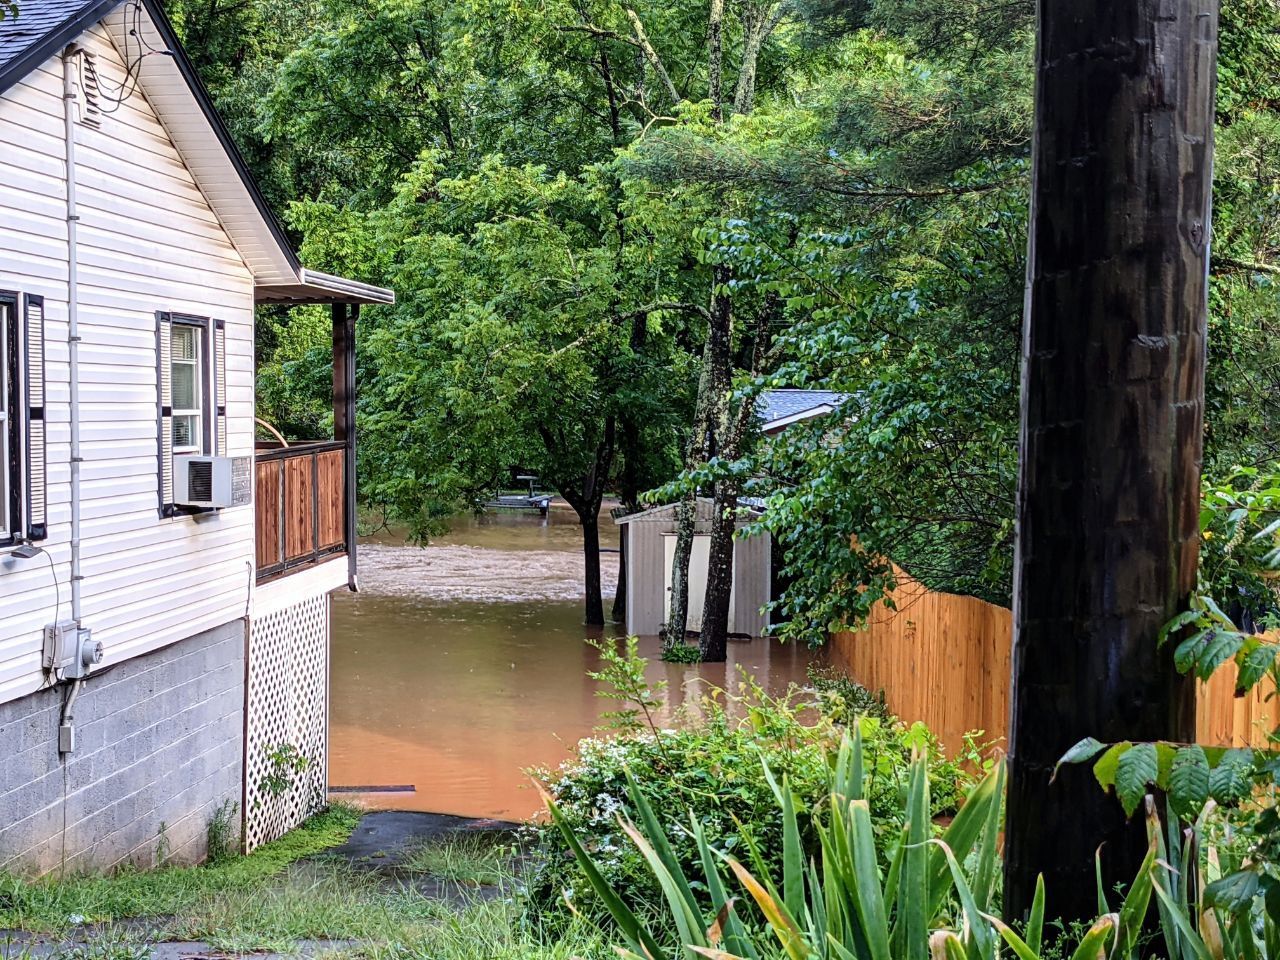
[690,268,736,660]
[708,0,725,120]
[614,406,637,627]
[664,273,732,653]
[698,276,770,660]
[664,498,697,652]
[666,2,776,655]
[544,416,615,627]
[613,526,628,623]
[699,483,736,661]
[582,511,604,626]
[1003,0,1217,925]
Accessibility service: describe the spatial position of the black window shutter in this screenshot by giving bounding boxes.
[156,311,173,514]
[23,295,47,540]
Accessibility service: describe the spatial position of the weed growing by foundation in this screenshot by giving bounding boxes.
[204,799,239,865]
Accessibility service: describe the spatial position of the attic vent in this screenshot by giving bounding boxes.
[186,460,214,502]
[77,53,102,128]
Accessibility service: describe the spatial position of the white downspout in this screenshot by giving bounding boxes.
[58,47,86,762]
[61,46,82,627]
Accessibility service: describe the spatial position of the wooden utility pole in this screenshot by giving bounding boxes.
[1004,0,1218,923]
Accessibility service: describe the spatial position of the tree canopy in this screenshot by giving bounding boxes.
[168,0,1279,637]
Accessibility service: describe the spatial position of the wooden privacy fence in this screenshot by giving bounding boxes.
[255,441,347,582]
[828,575,1275,756]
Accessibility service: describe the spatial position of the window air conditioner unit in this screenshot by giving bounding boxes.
[174,455,253,509]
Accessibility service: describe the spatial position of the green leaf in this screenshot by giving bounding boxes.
[1054,737,1107,779]
[1203,869,1260,914]
[1158,609,1201,646]
[1093,741,1133,791]
[1236,643,1278,694]
[1168,745,1210,822]
[543,792,667,960]
[892,757,929,960]
[928,839,994,960]
[1208,748,1256,805]
[927,761,1003,918]
[1151,881,1213,960]
[1115,742,1158,817]
[1116,836,1157,959]
[987,915,1042,960]
[1067,917,1117,960]
[849,800,892,960]
[1026,875,1046,955]
[1174,628,1243,680]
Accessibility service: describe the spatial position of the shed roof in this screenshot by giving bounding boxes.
[614,498,764,525]
[0,0,393,306]
[758,389,850,432]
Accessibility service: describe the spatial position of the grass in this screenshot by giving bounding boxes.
[0,808,616,958]
[337,900,615,960]
[400,833,512,887]
[0,803,362,935]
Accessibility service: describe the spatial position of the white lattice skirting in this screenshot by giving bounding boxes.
[244,593,330,852]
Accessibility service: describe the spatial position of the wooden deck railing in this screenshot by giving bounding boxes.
[255,441,348,582]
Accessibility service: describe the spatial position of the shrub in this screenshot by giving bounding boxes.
[806,663,891,722]
[523,647,974,926]
[546,729,1008,959]
[550,734,1278,960]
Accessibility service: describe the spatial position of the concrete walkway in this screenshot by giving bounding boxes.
[326,811,517,867]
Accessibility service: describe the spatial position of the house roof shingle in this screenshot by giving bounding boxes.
[0,0,122,95]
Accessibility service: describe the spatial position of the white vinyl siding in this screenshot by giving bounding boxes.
[0,24,256,704]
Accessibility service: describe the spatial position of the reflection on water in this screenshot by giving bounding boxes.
[330,507,821,820]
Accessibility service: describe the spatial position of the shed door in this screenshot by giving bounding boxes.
[663,534,735,634]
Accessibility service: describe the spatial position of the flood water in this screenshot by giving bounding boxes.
[329,506,821,821]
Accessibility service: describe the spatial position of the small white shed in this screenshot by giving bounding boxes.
[616,499,773,638]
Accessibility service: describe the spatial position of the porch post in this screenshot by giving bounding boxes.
[332,302,358,591]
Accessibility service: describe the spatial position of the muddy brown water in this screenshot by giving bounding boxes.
[329,506,821,821]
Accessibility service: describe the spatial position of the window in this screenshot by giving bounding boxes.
[157,312,224,516]
[170,323,204,454]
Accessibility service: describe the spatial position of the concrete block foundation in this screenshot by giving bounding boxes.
[0,620,246,876]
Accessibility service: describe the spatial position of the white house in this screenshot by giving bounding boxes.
[0,0,392,874]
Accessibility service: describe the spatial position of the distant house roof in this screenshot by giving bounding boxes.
[0,0,393,306]
[758,389,851,434]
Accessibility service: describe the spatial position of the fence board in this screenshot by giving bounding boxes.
[829,573,1273,755]
[255,460,281,569]
[316,450,344,550]
[283,456,315,561]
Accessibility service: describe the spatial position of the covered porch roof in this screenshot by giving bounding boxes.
[255,269,395,306]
